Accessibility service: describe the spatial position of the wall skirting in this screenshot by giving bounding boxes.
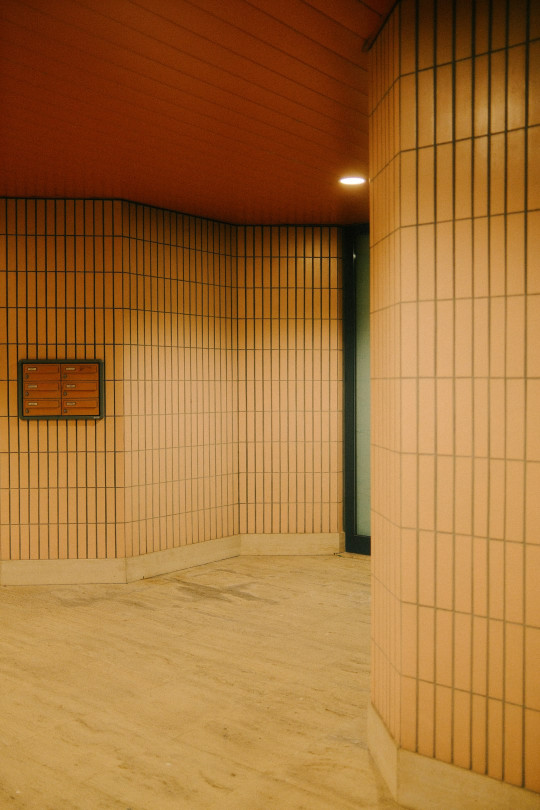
[240,532,344,556]
[367,704,540,810]
[0,532,345,585]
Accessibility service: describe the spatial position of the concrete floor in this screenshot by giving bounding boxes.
[0,554,406,810]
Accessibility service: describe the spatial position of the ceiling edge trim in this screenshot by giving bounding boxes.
[361,0,400,52]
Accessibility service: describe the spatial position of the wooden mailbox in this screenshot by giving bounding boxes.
[18,360,104,420]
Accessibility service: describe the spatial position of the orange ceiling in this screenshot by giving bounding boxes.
[0,0,394,224]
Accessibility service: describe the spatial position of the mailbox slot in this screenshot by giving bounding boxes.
[24,399,61,416]
[25,399,61,408]
[23,364,61,380]
[61,363,99,379]
[62,381,99,394]
[23,381,61,395]
[62,403,101,416]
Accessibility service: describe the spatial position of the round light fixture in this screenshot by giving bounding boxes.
[339,176,366,185]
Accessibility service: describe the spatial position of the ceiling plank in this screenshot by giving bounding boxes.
[0,0,391,224]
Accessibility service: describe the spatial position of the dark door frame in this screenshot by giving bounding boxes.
[342,225,371,555]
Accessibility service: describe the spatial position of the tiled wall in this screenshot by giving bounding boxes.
[0,200,343,561]
[370,0,540,793]
[0,199,122,560]
[237,226,343,535]
[120,206,239,556]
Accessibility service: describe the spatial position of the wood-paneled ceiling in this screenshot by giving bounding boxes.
[0,0,394,224]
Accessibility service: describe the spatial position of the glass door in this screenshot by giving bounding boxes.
[343,226,371,554]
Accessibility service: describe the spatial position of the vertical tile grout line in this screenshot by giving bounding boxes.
[310,225,315,538]
[431,0,439,763]
[448,0,457,769]
[25,200,33,560]
[101,200,107,560]
[191,214,196,545]
[186,212,190,546]
[73,201,78,561]
[160,208,164,550]
[280,224,284,537]
[501,0,510,783]
[15,199,21,560]
[51,199,59,562]
[254,225,258,536]
[110,199,117,561]
[224,219,228,540]
[221,221,224,539]
[246,226,250,536]
[388,1,396,742]
[485,0,493,777]
[209,218,213,541]
[4,200,12,562]
[283,225,287,536]
[59,201,65,561]
[292,224,298,538]
[521,0,531,789]
[319,225,324,537]
[314,225,318,536]
[267,223,271,535]
[80,201,85,560]
[16,200,22,558]
[280,223,283,536]
[126,204,131,556]
[152,207,157,551]
[323,225,328,536]
[234,223,238,539]
[169,209,174,548]
[469,0,477,774]
[411,0,423,758]
[139,203,142,556]
[121,201,127,559]
[270,224,275,535]
[206,218,209,543]
[146,205,148,551]
[80,200,87,561]
[271,224,275,535]
[93,202,98,559]
[237,224,241,539]
[326,225,331,537]
[179,212,183,548]
[201,218,206,545]
[16,199,23,560]
[180,212,184,547]
[295,224,301,537]
[307,230,312,536]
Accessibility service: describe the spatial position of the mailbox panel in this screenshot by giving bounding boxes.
[18,360,104,420]
[62,402,101,416]
[22,364,61,380]
[62,381,99,395]
[61,363,99,379]
[23,381,61,395]
[22,399,62,416]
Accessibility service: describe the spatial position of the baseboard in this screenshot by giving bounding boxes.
[367,701,398,797]
[367,704,540,810]
[125,535,241,582]
[240,532,345,555]
[0,557,128,586]
[0,532,344,585]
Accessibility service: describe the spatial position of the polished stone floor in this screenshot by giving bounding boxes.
[0,554,406,809]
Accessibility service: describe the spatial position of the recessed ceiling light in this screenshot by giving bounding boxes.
[339,176,366,185]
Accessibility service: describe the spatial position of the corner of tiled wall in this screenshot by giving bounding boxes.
[370,0,540,794]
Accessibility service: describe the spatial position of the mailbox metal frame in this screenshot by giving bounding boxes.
[18,359,105,421]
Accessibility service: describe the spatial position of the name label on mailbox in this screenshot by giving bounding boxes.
[18,360,104,420]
